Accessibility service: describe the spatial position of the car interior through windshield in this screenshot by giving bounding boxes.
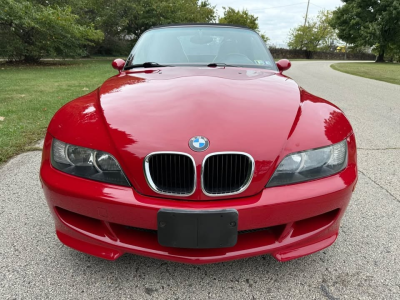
[127,26,276,70]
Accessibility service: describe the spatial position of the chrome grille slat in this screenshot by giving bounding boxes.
[229,155,233,191]
[233,155,237,188]
[201,152,255,197]
[144,152,196,196]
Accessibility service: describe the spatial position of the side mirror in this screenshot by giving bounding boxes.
[276,59,291,73]
[112,59,126,73]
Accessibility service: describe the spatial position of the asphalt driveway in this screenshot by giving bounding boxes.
[0,61,399,299]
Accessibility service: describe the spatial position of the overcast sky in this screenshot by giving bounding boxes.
[210,0,343,46]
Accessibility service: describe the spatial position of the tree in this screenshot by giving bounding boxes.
[330,0,400,62]
[0,0,103,62]
[374,44,400,62]
[219,7,270,43]
[288,10,338,56]
[125,0,216,37]
[81,0,217,54]
[0,0,217,60]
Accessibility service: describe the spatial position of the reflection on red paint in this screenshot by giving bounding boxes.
[47,67,355,201]
[324,110,351,143]
[41,61,358,263]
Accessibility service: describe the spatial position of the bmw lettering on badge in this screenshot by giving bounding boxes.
[189,136,209,152]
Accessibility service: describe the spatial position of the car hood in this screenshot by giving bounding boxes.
[98,67,301,200]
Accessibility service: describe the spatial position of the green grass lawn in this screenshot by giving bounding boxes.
[331,62,400,85]
[0,59,116,164]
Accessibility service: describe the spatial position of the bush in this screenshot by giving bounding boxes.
[0,0,103,62]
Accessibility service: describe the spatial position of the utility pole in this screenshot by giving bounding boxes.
[301,0,311,54]
[303,0,310,27]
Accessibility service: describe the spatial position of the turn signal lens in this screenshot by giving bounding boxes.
[95,151,121,171]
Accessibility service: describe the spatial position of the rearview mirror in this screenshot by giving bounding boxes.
[190,35,213,45]
[112,59,126,73]
[276,59,291,73]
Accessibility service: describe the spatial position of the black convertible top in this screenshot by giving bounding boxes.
[150,23,253,31]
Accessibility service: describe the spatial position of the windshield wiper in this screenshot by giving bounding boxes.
[125,62,173,70]
[207,63,239,68]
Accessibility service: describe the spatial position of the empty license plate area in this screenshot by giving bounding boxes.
[157,209,238,249]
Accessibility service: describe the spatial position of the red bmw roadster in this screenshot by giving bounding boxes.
[40,24,357,264]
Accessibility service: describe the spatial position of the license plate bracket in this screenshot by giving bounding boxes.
[157,209,238,249]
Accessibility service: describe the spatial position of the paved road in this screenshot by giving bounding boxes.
[1,61,399,299]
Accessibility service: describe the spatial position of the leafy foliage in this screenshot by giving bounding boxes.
[219,7,259,30]
[219,7,269,43]
[80,0,217,55]
[98,0,216,37]
[330,0,400,62]
[288,10,337,53]
[0,0,103,62]
[0,0,217,61]
[374,44,400,62]
[0,0,274,61]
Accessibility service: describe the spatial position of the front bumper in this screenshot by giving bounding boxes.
[40,152,357,264]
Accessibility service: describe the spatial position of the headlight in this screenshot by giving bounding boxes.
[51,139,130,186]
[267,140,348,187]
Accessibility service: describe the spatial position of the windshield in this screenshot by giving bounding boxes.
[126,26,277,70]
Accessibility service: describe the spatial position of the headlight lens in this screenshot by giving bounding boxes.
[267,140,348,187]
[51,139,130,186]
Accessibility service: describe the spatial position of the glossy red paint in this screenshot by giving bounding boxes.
[47,67,353,201]
[111,59,126,73]
[40,64,358,263]
[276,59,291,73]
[41,132,356,263]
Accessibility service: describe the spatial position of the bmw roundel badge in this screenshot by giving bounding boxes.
[189,136,209,152]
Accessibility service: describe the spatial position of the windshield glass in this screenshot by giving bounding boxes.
[126,26,277,70]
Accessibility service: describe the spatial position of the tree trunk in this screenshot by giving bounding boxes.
[375,48,385,62]
[305,50,313,59]
[23,55,41,64]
